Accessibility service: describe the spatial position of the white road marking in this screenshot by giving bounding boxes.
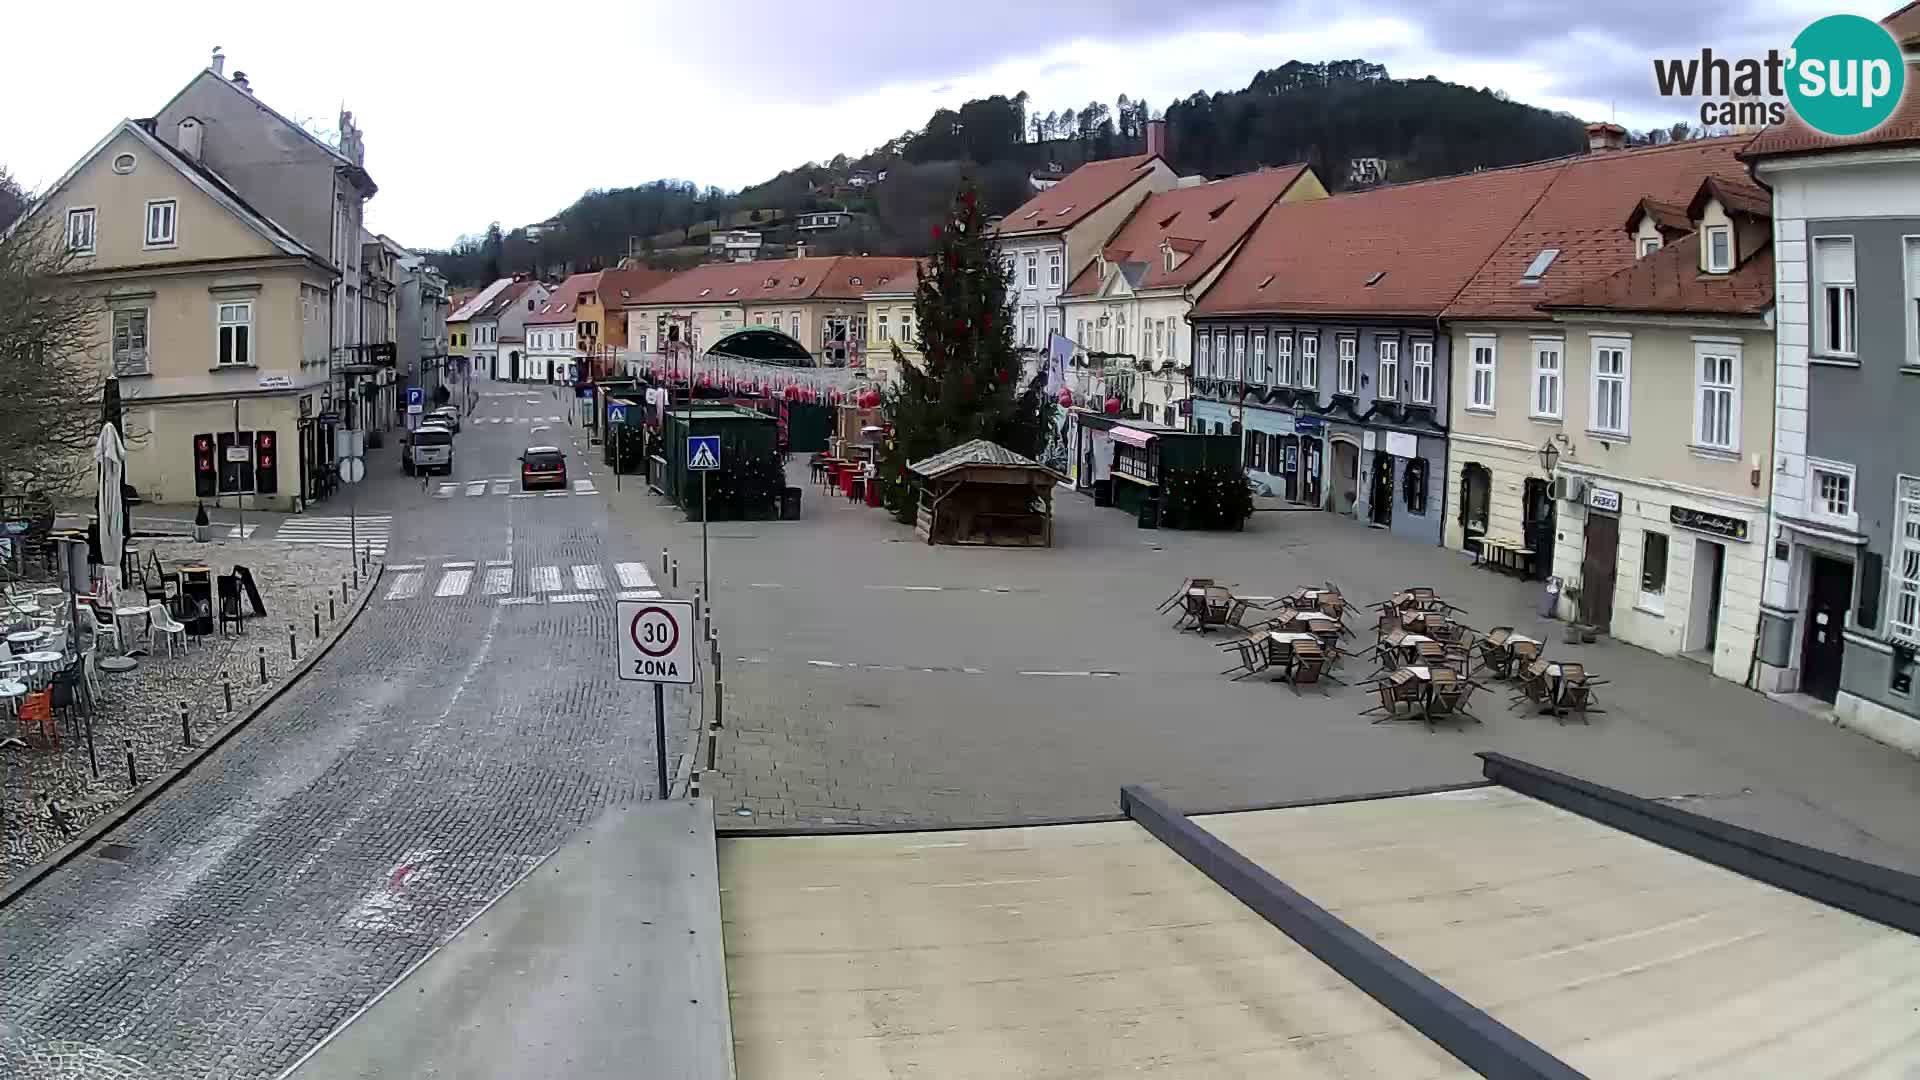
[617,590,662,600]
[465,481,487,496]
[547,593,595,604]
[483,568,512,596]
[531,566,562,592]
[866,584,944,592]
[224,524,258,539]
[613,562,653,589]
[545,415,562,421]
[807,660,842,668]
[434,483,457,498]
[497,596,538,606]
[434,570,472,597]
[508,493,536,500]
[571,565,605,590]
[572,479,597,494]
[385,573,422,600]
[491,480,510,495]
[441,560,476,569]
[486,559,513,567]
[748,583,783,589]
[386,563,424,572]
[541,491,568,498]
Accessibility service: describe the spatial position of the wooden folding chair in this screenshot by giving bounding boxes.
[1287,641,1332,696]
[1217,629,1271,679]
[1425,670,1485,727]
[1508,660,1553,712]
[1159,577,1215,615]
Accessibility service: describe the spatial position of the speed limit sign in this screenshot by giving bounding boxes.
[617,599,694,684]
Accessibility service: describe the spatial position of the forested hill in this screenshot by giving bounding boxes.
[427,60,1592,287]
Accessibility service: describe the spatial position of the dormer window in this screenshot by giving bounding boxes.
[764,276,778,288]
[849,276,862,285]
[1164,248,1175,273]
[727,287,739,296]
[1364,271,1386,288]
[698,288,712,297]
[1058,205,1073,215]
[1258,274,1275,289]
[790,276,804,287]
[1638,236,1662,258]
[1705,226,1732,273]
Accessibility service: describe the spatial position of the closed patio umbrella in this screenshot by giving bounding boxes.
[94,423,126,598]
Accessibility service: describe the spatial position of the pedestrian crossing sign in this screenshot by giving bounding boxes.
[688,435,721,471]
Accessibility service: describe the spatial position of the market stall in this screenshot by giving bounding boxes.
[908,440,1064,547]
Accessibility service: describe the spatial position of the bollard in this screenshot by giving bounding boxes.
[661,548,669,576]
[671,559,679,589]
[258,646,267,685]
[693,588,702,625]
[125,740,137,788]
[329,595,336,622]
[222,673,233,714]
[313,603,322,639]
[341,578,349,606]
[180,702,194,748]
[288,625,298,662]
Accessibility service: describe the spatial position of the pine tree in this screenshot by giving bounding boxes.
[877,181,1053,523]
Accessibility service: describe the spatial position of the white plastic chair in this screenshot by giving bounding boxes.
[146,603,187,658]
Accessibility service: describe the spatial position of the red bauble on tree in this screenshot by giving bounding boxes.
[1104,396,1123,415]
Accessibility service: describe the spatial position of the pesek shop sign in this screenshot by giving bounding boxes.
[1652,14,1906,136]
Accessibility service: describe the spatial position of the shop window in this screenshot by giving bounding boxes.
[1402,456,1428,515]
[1640,531,1669,614]
[1459,462,1491,537]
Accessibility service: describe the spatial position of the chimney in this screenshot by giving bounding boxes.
[231,70,251,94]
[210,46,225,76]
[178,117,204,162]
[1586,121,1628,152]
[1145,118,1167,159]
[795,239,808,260]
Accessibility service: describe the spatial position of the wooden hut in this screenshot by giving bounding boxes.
[908,440,1065,547]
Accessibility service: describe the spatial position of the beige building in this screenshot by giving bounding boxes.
[622,256,916,372]
[1445,169,1776,684]
[861,271,922,385]
[16,119,337,511]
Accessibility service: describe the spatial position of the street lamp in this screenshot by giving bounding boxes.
[1538,438,1560,474]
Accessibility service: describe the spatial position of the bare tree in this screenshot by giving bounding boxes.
[0,205,106,500]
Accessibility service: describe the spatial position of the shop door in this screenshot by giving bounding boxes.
[1330,441,1358,516]
[1302,439,1322,507]
[1580,511,1619,632]
[1800,555,1853,703]
[1522,478,1555,582]
[1280,436,1300,501]
[1369,453,1394,527]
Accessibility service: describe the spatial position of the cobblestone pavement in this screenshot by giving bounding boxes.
[0,383,692,1079]
[615,462,1920,876]
[2,539,365,885]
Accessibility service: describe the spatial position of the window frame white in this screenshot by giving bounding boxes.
[66,207,96,253]
[216,299,254,367]
[1813,235,1857,359]
[1904,235,1920,369]
[1336,335,1357,395]
[1410,339,1433,404]
[1638,530,1670,615]
[1375,338,1399,400]
[1048,251,1062,286]
[1806,457,1858,532]
[143,198,178,249]
[1589,336,1631,437]
[1638,236,1662,258]
[876,313,890,341]
[1274,333,1295,386]
[1467,334,1497,412]
[1705,225,1732,272]
[1891,475,1920,647]
[1231,331,1246,382]
[1025,253,1037,287]
[1299,334,1318,388]
[1692,340,1741,453]
[1196,330,1212,378]
[112,306,150,377]
[900,311,914,343]
[1251,332,1267,384]
[1529,337,1563,420]
[1045,306,1061,344]
[1214,331,1230,380]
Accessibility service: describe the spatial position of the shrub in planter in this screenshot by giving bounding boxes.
[1160,464,1253,530]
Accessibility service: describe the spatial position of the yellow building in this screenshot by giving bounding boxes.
[862,269,922,385]
[15,118,336,510]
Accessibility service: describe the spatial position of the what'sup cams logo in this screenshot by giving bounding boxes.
[1653,14,1907,136]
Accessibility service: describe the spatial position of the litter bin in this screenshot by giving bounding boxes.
[1138,489,1161,530]
[1541,575,1563,619]
[780,486,803,521]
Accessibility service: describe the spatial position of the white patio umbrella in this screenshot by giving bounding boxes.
[94,422,127,598]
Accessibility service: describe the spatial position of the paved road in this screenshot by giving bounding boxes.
[0,381,692,1080]
[614,465,1920,875]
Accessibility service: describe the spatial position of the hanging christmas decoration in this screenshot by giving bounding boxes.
[1058,388,1074,407]
[1104,396,1122,415]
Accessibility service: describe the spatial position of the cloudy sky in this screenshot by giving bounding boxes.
[0,0,1881,250]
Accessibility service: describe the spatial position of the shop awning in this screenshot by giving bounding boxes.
[1109,426,1157,449]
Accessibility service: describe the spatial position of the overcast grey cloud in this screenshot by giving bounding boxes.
[0,0,1896,249]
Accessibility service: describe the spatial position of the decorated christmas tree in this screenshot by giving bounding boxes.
[877,182,1054,523]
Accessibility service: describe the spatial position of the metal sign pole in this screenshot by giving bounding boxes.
[615,422,622,493]
[654,682,668,798]
[701,470,710,602]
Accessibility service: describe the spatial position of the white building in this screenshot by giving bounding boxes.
[1059,165,1325,426]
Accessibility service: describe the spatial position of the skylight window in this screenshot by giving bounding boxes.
[1520,248,1561,283]
[698,288,712,297]
[1258,274,1275,289]
[727,287,739,296]
[1365,271,1387,287]
[1058,205,1074,215]
[1158,213,1179,229]
[1208,200,1233,221]
[1023,210,1040,219]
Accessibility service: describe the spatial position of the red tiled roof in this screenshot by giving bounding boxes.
[473,279,538,320]
[627,256,919,306]
[1192,161,1565,319]
[1064,166,1311,298]
[601,266,676,309]
[1688,175,1770,219]
[1625,197,1692,235]
[1539,232,1773,317]
[1742,67,1920,159]
[527,272,600,325]
[1443,136,1762,320]
[993,154,1164,237]
[1885,1,1920,46]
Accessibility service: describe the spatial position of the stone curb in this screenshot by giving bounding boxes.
[0,561,386,910]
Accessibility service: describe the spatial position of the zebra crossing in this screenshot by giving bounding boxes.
[270,514,391,557]
[382,559,661,606]
[433,477,598,499]
[470,416,565,424]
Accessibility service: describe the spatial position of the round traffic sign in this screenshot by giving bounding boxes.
[628,605,680,658]
[338,457,366,484]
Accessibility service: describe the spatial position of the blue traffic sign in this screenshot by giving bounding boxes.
[406,386,425,415]
[687,435,721,471]
[609,405,629,424]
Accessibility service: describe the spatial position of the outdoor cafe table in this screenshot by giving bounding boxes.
[115,604,152,653]
[20,650,62,685]
[0,678,24,723]
[7,628,49,652]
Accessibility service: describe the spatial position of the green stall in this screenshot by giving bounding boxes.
[662,407,784,521]
[1103,423,1249,530]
